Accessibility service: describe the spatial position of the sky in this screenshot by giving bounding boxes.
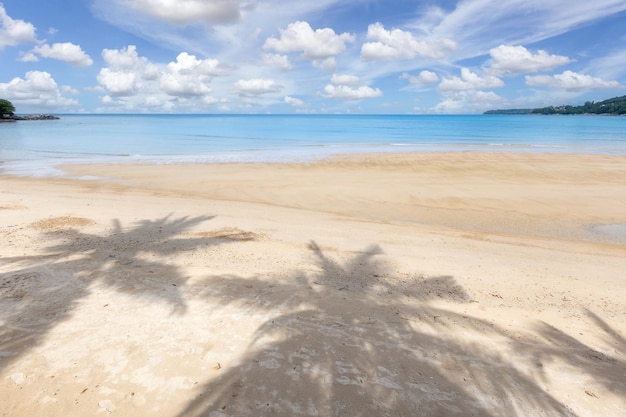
[1,0,626,114]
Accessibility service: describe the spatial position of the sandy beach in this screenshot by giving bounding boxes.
[1,151,625,416]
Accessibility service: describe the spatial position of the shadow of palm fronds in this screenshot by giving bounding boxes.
[177,241,578,417]
[0,214,234,370]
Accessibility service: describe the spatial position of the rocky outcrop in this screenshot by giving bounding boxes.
[7,114,60,121]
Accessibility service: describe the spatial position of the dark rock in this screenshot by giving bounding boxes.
[12,114,60,121]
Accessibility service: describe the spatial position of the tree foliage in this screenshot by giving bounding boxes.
[531,95,626,115]
[0,98,16,116]
[486,94,626,115]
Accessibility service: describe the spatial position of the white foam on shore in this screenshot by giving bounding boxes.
[2,141,625,179]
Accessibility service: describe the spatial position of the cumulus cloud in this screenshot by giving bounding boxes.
[330,74,360,86]
[488,45,571,75]
[324,84,383,100]
[122,0,244,25]
[525,70,621,90]
[311,57,337,72]
[98,68,141,97]
[102,45,150,69]
[430,90,504,114]
[324,74,382,100]
[167,52,229,76]
[97,46,150,97]
[18,51,38,62]
[234,79,281,96]
[31,42,93,66]
[361,22,456,61]
[0,71,78,107]
[0,4,37,49]
[284,96,304,107]
[401,70,439,85]
[97,46,230,99]
[263,21,355,61]
[439,68,504,91]
[262,53,293,70]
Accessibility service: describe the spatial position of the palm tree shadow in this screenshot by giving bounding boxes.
[178,240,578,417]
[0,214,234,371]
[529,309,626,399]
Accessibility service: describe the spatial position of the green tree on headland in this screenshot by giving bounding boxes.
[485,94,626,115]
[0,98,16,116]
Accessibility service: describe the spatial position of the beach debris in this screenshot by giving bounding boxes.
[585,390,598,398]
[212,362,222,370]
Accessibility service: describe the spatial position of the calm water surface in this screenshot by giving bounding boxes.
[1,114,626,176]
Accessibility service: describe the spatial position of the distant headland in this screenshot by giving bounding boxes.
[1,98,60,122]
[485,94,626,115]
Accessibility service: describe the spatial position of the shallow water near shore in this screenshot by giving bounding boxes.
[2,114,626,176]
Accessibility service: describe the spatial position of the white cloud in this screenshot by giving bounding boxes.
[430,90,504,114]
[97,46,230,100]
[97,46,159,97]
[122,0,244,25]
[361,22,456,61]
[331,74,360,86]
[262,53,293,70]
[0,71,78,107]
[167,52,229,76]
[525,70,621,90]
[323,84,382,100]
[439,68,504,92]
[284,96,304,107]
[431,1,626,60]
[401,70,439,85]
[160,73,212,97]
[263,21,355,60]
[0,4,37,49]
[583,49,626,80]
[18,51,39,62]
[234,79,281,96]
[61,85,80,95]
[161,52,228,97]
[102,45,147,69]
[324,73,382,100]
[97,68,141,97]
[488,45,571,75]
[31,42,93,66]
[311,57,336,72]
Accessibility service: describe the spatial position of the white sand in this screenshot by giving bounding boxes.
[1,152,625,416]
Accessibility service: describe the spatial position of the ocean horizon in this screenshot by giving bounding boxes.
[2,113,626,177]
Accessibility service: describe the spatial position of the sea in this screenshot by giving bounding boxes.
[1,114,626,177]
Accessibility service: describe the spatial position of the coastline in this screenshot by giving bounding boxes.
[59,151,626,244]
[1,151,625,416]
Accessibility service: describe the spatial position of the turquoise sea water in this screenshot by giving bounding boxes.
[1,114,626,176]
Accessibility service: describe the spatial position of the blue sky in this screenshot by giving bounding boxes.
[1,0,626,114]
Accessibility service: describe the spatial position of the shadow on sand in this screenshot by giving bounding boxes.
[2,219,624,416]
[0,214,229,371]
[175,241,625,417]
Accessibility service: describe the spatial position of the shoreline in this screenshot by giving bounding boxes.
[57,151,626,245]
[1,151,625,416]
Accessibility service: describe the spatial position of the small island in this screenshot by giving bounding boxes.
[485,94,626,115]
[0,98,59,122]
